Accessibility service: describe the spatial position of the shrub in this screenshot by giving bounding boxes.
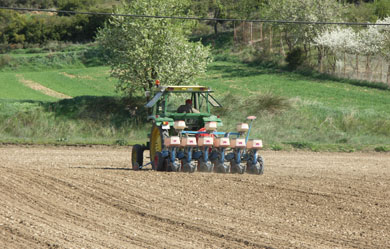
[374,146,390,152]
[0,55,12,68]
[285,47,305,71]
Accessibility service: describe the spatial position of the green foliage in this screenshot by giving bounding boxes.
[374,146,390,152]
[58,0,97,15]
[0,0,57,8]
[0,65,118,102]
[264,0,344,57]
[97,0,211,96]
[0,98,148,145]
[191,0,267,34]
[0,10,26,44]
[344,1,378,23]
[0,54,12,67]
[0,45,107,71]
[375,0,390,19]
[0,6,110,45]
[2,47,390,150]
[286,47,305,71]
[284,141,313,149]
[215,91,291,118]
[198,60,390,150]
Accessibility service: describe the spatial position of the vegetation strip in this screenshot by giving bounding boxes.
[16,74,72,99]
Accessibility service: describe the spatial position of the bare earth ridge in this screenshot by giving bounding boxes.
[0,146,389,248]
[16,75,72,99]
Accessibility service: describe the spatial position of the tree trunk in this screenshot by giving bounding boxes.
[242,22,246,43]
[213,9,220,35]
[280,32,286,56]
[269,27,273,53]
[285,32,292,52]
[356,54,359,79]
[250,22,253,45]
[343,52,346,78]
[366,55,371,80]
[387,62,390,85]
[259,23,263,41]
[233,21,236,45]
[380,57,383,83]
[318,47,323,73]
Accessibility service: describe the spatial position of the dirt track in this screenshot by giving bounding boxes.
[0,146,389,248]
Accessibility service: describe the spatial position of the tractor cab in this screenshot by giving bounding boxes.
[145,85,223,131]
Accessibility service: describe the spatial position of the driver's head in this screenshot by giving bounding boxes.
[185,99,192,106]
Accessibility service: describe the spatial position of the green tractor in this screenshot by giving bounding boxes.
[132,84,265,174]
[132,84,222,170]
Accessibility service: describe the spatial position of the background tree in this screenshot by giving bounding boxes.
[375,0,390,19]
[313,27,360,73]
[191,0,231,35]
[96,0,211,98]
[264,0,344,53]
[375,17,390,83]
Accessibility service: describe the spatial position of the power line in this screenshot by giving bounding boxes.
[1,6,390,26]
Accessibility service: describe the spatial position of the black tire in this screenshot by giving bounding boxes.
[247,155,264,175]
[132,144,143,170]
[168,161,181,172]
[182,160,196,173]
[154,152,167,171]
[198,159,213,172]
[257,156,264,175]
[150,124,169,170]
[211,152,229,173]
[230,160,245,174]
[214,162,230,173]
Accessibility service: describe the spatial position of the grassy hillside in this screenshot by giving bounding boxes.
[199,61,390,151]
[1,55,390,151]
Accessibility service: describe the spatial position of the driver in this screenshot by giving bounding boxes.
[177,99,199,113]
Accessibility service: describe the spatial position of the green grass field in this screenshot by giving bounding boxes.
[1,54,390,151]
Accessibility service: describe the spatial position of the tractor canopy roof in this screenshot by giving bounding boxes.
[146,85,220,109]
[153,85,213,93]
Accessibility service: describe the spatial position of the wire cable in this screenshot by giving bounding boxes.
[1,6,390,26]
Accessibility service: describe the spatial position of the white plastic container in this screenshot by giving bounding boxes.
[236,123,249,132]
[214,137,230,148]
[181,137,197,147]
[198,137,214,146]
[246,139,263,149]
[205,121,217,131]
[230,138,246,148]
[173,120,186,130]
[164,136,181,147]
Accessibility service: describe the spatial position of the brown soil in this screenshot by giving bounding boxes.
[0,146,389,248]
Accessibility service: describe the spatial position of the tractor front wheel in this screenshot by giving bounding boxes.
[132,144,144,170]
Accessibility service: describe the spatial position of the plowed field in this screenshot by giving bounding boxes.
[0,146,389,248]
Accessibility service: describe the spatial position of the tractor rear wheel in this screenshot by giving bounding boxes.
[154,152,168,171]
[150,124,169,171]
[132,144,144,170]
